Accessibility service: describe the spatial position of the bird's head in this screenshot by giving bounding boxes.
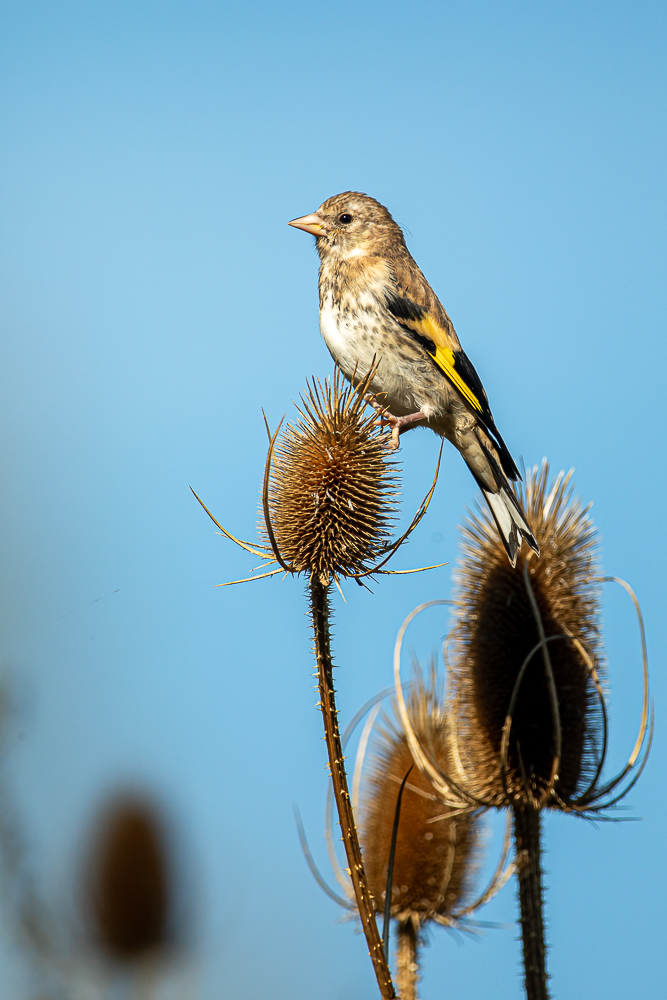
[289,191,405,261]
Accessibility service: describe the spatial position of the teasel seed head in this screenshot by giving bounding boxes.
[361,671,480,930]
[87,796,171,961]
[192,365,444,591]
[267,371,400,584]
[450,461,604,808]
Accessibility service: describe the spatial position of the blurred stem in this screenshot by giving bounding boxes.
[310,576,397,1000]
[512,803,550,1000]
[395,921,419,1000]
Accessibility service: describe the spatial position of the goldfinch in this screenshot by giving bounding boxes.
[288,191,539,566]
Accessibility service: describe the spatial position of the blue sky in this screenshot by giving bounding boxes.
[0,1,665,996]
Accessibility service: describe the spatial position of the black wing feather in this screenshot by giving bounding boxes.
[386,290,520,481]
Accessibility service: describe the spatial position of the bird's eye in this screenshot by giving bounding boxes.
[338,213,353,224]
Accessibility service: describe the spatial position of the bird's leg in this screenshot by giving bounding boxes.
[364,394,428,450]
[386,411,430,449]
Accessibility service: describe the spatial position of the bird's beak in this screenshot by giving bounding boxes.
[288,212,328,237]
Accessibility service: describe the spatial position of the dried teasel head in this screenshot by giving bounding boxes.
[449,462,605,808]
[192,371,445,1000]
[87,796,171,961]
[359,669,512,998]
[266,370,400,584]
[361,672,480,931]
[359,672,491,1000]
[295,667,511,1000]
[191,366,444,590]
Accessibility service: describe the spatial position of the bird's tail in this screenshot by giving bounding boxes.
[464,432,540,567]
[479,482,540,567]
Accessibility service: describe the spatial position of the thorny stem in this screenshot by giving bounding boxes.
[395,921,419,1000]
[310,576,397,1000]
[512,802,550,1000]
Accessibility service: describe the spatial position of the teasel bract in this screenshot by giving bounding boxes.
[194,368,444,1000]
[431,461,651,1000]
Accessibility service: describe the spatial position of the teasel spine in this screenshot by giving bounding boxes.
[511,559,553,1000]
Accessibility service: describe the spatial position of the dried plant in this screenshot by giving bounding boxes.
[267,375,399,583]
[192,367,442,591]
[360,672,481,1000]
[88,797,171,962]
[447,462,651,815]
[297,671,514,1000]
[452,463,604,809]
[0,686,65,997]
[0,696,180,999]
[194,368,445,1000]
[393,462,651,1000]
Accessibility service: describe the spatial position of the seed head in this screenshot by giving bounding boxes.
[361,673,479,928]
[88,797,171,960]
[450,462,603,807]
[267,373,399,583]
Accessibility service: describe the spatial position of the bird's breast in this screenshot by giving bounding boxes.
[317,261,453,422]
[319,292,383,380]
[318,259,392,369]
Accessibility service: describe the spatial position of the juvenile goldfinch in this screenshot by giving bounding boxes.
[289,191,539,567]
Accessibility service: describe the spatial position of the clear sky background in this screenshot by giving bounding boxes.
[0,1,665,997]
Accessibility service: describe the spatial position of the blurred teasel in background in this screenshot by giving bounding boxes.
[81,792,189,1000]
[87,796,172,963]
[0,685,186,998]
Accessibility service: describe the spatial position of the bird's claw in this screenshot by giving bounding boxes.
[365,393,402,449]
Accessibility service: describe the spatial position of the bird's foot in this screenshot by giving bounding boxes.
[364,395,429,450]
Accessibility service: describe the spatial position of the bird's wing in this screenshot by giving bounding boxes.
[385,282,520,481]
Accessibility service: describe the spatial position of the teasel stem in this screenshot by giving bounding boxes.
[395,920,419,1000]
[512,802,550,1000]
[310,575,397,1000]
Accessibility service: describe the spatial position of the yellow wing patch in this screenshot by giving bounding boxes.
[407,312,450,346]
[431,344,483,412]
[394,306,484,413]
[411,315,484,413]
